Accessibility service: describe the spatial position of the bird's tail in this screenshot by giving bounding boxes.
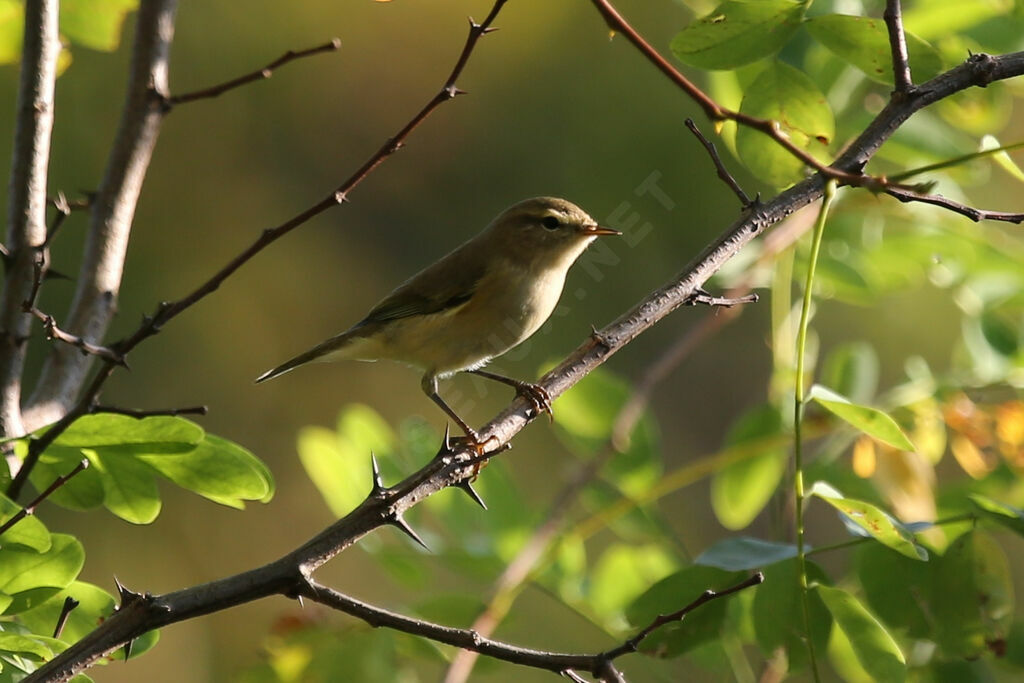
[254,330,360,384]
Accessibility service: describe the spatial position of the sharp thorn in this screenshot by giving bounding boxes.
[297,594,304,608]
[443,423,452,452]
[123,638,133,660]
[455,479,487,510]
[369,453,385,495]
[113,576,142,608]
[391,515,429,550]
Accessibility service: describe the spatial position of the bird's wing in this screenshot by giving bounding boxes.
[357,243,486,326]
[255,240,487,384]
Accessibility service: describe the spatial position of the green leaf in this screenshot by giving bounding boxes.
[0,534,84,614]
[297,426,372,518]
[52,415,203,448]
[18,582,112,646]
[980,309,1019,356]
[87,449,161,524]
[804,14,943,85]
[588,544,677,625]
[982,135,1024,183]
[626,565,745,657]
[0,632,53,661]
[336,403,395,456]
[0,492,51,552]
[856,542,933,637]
[816,584,906,682]
[821,342,879,405]
[712,404,786,530]
[931,530,1014,659]
[669,0,805,70]
[735,61,834,188]
[752,558,831,670]
[60,0,138,52]
[696,537,798,571]
[137,434,275,508]
[810,484,927,560]
[553,367,661,496]
[28,446,104,511]
[970,494,1024,537]
[0,0,23,64]
[808,385,914,450]
[904,0,1012,41]
[297,405,395,519]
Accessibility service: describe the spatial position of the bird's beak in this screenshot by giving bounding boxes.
[580,223,621,236]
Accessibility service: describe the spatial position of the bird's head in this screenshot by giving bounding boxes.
[485,197,620,268]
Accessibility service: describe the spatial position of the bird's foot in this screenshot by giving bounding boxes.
[449,429,499,456]
[516,381,553,422]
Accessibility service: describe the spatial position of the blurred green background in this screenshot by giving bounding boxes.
[2,0,1022,681]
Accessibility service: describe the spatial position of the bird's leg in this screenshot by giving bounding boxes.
[421,374,492,452]
[468,369,553,420]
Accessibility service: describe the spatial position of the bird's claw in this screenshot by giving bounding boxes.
[518,382,553,422]
[450,430,499,456]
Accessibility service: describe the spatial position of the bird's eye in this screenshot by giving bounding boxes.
[541,216,561,230]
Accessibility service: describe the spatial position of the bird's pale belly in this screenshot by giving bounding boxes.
[369,269,562,376]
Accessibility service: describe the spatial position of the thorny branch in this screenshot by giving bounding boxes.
[444,281,761,683]
[684,118,753,207]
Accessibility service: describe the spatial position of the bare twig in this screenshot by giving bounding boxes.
[25,309,127,366]
[885,186,1024,223]
[0,0,61,437]
[688,290,760,308]
[52,597,80,639]
[300,573,761,680]
[22,255,126,366]
[0,459,88,538]
[612,572,767,661]
[685,118,752,207]
[883,0,914,94]
[45,192,72,246]
[166,38,341,106]
[89,404,208,419]
[8,0,509,500]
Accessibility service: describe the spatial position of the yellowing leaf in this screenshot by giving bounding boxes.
[811,484,928,560]
[852,436,876,477]
[951,434,993,479]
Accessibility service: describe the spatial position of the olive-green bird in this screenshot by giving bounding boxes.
[256,197,619,445]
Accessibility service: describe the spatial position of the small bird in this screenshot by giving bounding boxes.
[256,197,619,445]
